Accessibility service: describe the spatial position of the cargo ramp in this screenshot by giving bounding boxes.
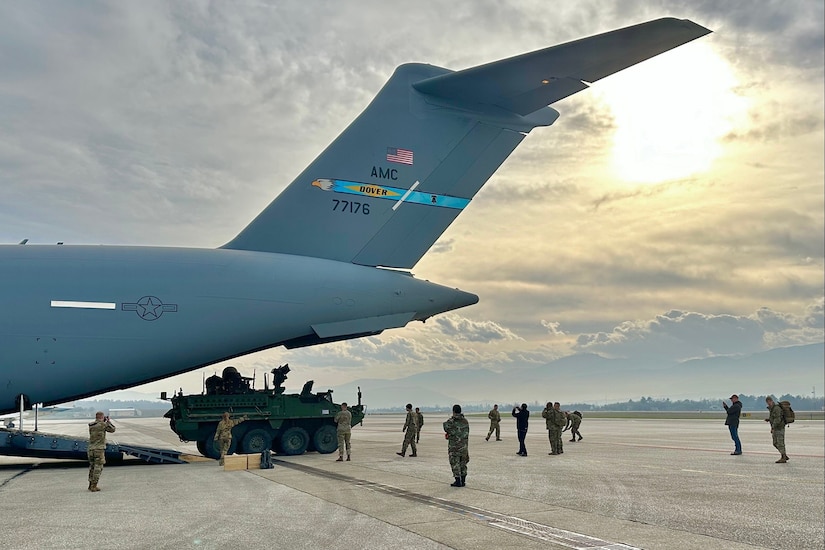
[0,427,187,464]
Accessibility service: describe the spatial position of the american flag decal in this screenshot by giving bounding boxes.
[386,147,414,165]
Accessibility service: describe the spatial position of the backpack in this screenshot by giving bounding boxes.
[573,411,582,419]
[779,400,795,424]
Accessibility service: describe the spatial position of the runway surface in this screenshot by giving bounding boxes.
[1,414,823,549]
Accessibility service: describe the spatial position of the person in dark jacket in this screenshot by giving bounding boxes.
[723,394,742,455]
[511,403,529,456]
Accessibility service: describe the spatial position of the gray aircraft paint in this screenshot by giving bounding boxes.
[0,18,711,413]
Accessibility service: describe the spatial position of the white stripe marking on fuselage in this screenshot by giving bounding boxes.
[50,300,116,310]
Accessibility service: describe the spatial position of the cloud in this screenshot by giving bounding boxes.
[541,320,566,336]
[428,314,523,342]
[573,301,825,360]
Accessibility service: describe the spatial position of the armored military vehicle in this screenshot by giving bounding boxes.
[163,364,364,458]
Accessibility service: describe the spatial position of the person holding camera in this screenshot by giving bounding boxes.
[87,411,116,492]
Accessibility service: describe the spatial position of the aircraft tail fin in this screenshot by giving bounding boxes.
[222,18,710,269]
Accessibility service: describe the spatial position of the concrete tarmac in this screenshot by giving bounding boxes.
[1,414,822,549]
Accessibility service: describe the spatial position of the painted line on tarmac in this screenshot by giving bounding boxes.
[598,442,825,458]
[273,458,640,550]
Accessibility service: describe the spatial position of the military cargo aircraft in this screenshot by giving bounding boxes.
[0,18,711,414]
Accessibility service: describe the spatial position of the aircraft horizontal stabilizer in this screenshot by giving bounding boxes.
[413,18,712,115]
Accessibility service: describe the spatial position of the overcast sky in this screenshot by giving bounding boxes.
[1,1,822,395]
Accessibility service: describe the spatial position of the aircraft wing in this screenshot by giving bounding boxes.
[413,17,712,115]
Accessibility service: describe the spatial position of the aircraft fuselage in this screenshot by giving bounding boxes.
[0,245,477,413]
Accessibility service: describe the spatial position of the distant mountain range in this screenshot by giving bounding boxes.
[85,343,823,410]
[334,343,824,409]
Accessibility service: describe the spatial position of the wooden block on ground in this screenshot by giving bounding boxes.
[223,454,262,471]
[223,455,248,471]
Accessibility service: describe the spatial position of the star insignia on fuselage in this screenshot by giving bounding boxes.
[122,296,178,321]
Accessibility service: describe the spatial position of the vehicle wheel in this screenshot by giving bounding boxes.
[196,440,209,457]
[278,426,309,455]
[241,428,273,454]
[312,424,338,454]
[203,432,236,460]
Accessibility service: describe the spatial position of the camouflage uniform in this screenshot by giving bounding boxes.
[443,412,469,485]
[214,415,247,465]
[399,409,418,456]
[542,406,566,454]
[767,402,787,461]
[486,407,501,441]
[415,410,424,443]
[334,408,352,459]
[87,418,115,491]
[566,411,583,441]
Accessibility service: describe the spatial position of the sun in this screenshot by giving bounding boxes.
[592,41,749,184]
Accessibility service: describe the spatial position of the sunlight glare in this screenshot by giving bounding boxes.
[593,42,749,184]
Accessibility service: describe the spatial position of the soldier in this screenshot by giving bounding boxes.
[214,411,248,466]
[542,402,566,455]
[87,411,115,492]
[764,396,789,463]
[552,402,566,453]
[541,402,555,454]
[397,403,418,457]
[415,407,424,443]
[443,404,470,487]
[512,403,529,456]
[334,402,352,462]
[485,404,501,441]
[723,394,742,455]
[565,410,583,442]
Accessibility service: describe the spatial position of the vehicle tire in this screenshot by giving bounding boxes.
[312,424,338,454]
[196,440,209,457]
[278,426,309,455]
[203,432,236,460]
[241,428,273,454]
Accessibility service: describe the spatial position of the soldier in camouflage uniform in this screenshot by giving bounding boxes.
[415,407,424,443]
[397,403,418,457]
[552,403,566,453]
[486,404,501,441]
[87,411,115,492]
[214,411,248,466]
[765,396,789,463]
[565,410,583,442]
[443,404,470,487]
[334,402,352,462]
[542,402,566,455]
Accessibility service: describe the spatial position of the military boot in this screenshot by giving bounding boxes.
[89,482,100,492]
[346,455,351,461]
[460,475,466,486]
[782,454,789,461]
[775,456,787,463]
[336,456,343,462]
[87,481,94,492]
[450,477,462,487]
